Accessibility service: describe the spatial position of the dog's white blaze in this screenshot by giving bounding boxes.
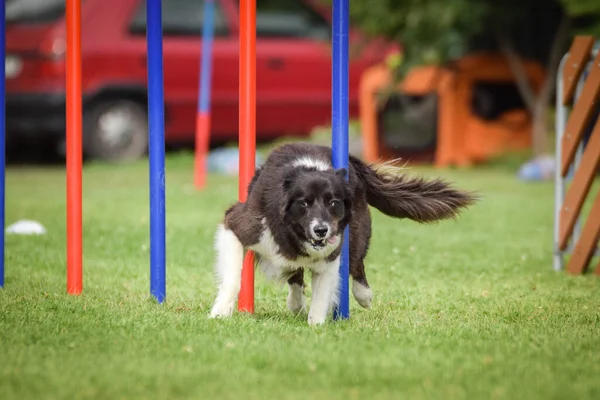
[308,256,341,325]
[291,157,331,172]
[309,218,319,232]
[287,283,305,314]
[209,224,245,318]
[309,218,331,240]
[352,279,373,309]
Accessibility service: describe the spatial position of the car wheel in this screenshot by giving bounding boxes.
[84,99,148,162]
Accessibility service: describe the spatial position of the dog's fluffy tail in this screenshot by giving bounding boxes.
[350,156,478,223]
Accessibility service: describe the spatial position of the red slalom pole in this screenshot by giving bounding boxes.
[66,0,83,295]
[237,0,256,313]
[193,114,210,189]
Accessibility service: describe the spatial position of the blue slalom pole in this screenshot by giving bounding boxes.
[147,0,166,303]
[199,0,215,115]
[332,0,350,320]
[0,0,5,288]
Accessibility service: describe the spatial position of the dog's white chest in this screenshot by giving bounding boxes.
[248,224,340,279]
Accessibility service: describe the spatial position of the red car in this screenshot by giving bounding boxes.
[6,0,396,161]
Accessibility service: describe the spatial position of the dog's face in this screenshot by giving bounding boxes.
[282,168,351,249]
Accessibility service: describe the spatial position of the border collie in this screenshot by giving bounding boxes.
[209,143,477,325]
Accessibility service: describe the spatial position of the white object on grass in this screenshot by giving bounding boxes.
[6,220,47,235]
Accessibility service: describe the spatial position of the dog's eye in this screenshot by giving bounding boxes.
[329,200,339,207]
[298,200,308,207]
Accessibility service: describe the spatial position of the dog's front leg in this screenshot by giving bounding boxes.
[209,224,245,318]
[286,269,306,314]
[307,258,340,325]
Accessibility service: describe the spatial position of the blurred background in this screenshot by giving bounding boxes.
[4,0,600,179]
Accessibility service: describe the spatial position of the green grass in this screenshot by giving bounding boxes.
[1,150,600,400]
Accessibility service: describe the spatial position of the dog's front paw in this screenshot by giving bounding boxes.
[209,300,235,319]
[307,310,327,326]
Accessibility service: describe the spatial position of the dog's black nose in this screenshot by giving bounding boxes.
[313,225,329,238]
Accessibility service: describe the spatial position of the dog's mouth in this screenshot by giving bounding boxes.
[309,239,326,249]
[309,236,338,249]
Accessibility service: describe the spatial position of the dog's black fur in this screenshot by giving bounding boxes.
[221,142,477,305]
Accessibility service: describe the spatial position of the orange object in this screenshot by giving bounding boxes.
[238,0,256,313]
[558,119,600,251]
[359,52,546,167]
[66,0,83,295]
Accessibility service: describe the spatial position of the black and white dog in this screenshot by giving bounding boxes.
[209,143,476,325]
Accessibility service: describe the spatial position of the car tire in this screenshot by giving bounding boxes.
[83,99,148,162]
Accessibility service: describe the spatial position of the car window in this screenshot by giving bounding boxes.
[129,0,229,37]
[6,0,77,25]
[255,0,330,40]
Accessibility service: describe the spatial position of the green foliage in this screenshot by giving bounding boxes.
[347,0,487,73]
[342,0,600,75]
[559,0,600,36]
[559,0,600,16]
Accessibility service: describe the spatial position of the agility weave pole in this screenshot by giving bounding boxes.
[331,0,350,320]
[237,0,257,313]
[194,0,216,189]
[553,35,600,275]
[0,0,5,288]
[66,0,83,295]
[147,0,167,302]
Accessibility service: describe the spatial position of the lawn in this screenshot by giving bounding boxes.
[1,150,599,400]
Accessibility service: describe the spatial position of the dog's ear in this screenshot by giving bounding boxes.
[341,189,352,228]
[335,168,347,180]
[280,170,296,216]
[282,168,300,192]
[336,172,352,229]
[335,167,352,220]
[279,192,294,217]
